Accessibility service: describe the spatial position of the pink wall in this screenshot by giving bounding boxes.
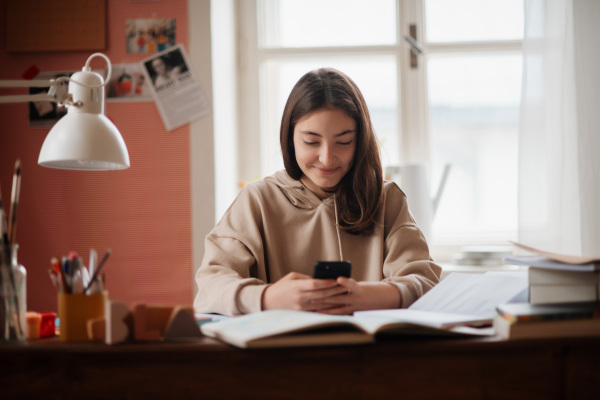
[0,0,196,312]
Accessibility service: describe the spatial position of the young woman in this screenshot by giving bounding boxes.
[194,68,441,316]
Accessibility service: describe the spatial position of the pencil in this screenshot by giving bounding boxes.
[8,159,21,244]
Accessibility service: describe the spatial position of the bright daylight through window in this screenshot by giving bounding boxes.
[236,0,524,260]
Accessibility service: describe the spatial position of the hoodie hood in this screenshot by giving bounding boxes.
[265,171,344,261]
[264,170,335,210]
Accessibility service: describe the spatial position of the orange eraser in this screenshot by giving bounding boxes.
[26,312,42,339]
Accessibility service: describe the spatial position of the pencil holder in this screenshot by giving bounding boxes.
[58,292,107,342]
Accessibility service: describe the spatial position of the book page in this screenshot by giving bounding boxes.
[510,241,600,264]
[354,309,489,329]
[201,310,362,344]
[407,271,528,319]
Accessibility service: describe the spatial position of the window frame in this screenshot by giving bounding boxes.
[235,0,523,261]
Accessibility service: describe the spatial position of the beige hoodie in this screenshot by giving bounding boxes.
[194,171,441,316]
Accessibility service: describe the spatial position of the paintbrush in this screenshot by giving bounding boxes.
[8,159,21,245]
[0,163,24,337]
[84,249,111,294]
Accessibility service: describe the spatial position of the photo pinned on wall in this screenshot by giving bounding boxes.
[140,44,210,131]
[126,18,176,54]
[142,46,188,93]
[106,63,153,102]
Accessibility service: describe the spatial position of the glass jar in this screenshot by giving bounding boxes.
[1,244,27,341]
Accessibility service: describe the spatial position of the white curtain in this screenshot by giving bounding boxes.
[519,0,600,257]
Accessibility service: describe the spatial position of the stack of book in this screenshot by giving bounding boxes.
[527,264,598,304]
[505,242,600,304]
[451,246,512,266]
[494,242,600,339]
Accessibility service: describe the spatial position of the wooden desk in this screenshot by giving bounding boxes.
[1,336,599,399]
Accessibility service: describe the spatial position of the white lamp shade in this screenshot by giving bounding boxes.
[38,112,130,170]
[37,67,130,171]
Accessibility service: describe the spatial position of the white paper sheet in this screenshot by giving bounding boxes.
[407,271,528,319]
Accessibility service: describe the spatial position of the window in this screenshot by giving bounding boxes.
[424,0,523,248]
[234,0,524,260]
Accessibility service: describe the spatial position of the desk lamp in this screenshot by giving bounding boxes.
[0,53,130,171]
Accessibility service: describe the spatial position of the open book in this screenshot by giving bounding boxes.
[200,271,528,348]
[506,241,600,270]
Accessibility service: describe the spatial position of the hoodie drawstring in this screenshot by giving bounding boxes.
[333,194,344,261]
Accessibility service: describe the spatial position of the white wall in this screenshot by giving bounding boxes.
[188,0,215,290]
[211,0,239,221]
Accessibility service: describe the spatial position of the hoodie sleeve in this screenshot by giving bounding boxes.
[194,186,269,316]
[381,183,442,308]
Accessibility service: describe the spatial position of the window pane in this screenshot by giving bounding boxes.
[258,0,397,48]
[427,54,522,239]
[424,0,524,43]
[260,57,399,177]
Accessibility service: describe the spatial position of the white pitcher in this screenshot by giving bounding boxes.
[385,163,451,241]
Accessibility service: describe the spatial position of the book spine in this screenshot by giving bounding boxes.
[497,309,600,323]
[493,313,600,340]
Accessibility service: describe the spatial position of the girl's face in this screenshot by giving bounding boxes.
[293,107,357,198]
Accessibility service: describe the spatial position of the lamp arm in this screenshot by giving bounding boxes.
[0,53,112,106]
[0,78,67,104]
[0,80,56,88]
[0,93,55,104]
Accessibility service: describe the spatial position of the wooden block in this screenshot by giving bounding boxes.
[87,317,106,341]
[147,305,175,334]
[164,306,202,340]
[132,303,174,341]
[106,300,132,345]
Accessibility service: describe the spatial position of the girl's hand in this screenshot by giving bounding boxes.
[312,277,402,315]
[261,272,349,312]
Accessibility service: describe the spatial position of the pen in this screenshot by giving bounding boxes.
[48,269,60,292]
[61,256,72,293]
[89,248,97,278]
[50,257,69,294]
[50,257,61,275]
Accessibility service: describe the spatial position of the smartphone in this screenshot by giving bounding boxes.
[313,261,352,279]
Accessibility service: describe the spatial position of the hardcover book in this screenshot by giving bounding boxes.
[200,271,528,348]
[528,267,599,286]
[529,284,598,304]
[494,313,600,340]
[496,302,600,323]
[200,309,493,348]
[505,255,600,272]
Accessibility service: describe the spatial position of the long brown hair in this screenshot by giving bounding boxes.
[280,68,383,235]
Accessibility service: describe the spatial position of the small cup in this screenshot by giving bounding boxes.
[58,292,107,342]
